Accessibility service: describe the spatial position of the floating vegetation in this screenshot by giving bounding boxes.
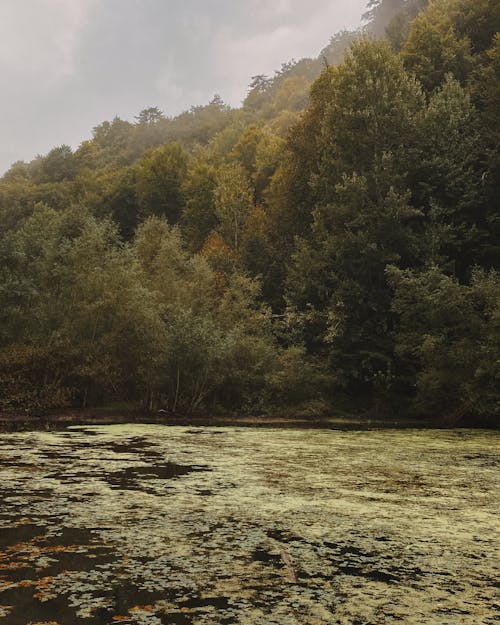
[0,426,499,624]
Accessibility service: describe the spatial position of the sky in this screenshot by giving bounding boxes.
[0,0,367,173]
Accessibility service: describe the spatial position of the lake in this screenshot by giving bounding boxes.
[0,425,498,624]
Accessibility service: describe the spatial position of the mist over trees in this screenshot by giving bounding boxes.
[0,0,498,425]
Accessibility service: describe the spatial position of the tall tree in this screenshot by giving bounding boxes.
[388,265,500,423]
[181,155,218,252]
[135,106,165,125]
[413,75,485,276]
[286,40,425,408]
[135,143,188,224]
[214,163,254,251]
[402,0,473,92]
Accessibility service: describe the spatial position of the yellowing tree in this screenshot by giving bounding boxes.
[214,163,254,250]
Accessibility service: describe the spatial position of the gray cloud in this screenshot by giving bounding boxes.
[0,0,367,172]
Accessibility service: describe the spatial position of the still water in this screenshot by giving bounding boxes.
[0,425,498,624]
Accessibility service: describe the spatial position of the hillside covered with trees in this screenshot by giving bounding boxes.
[0,0,498,425]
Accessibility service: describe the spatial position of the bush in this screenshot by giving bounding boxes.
[0,344,72,414]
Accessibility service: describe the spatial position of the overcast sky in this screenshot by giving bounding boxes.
[0,0,367,173]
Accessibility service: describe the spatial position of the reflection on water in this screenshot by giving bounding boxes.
[0,425,499,624]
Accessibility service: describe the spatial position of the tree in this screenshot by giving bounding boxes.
[90,117,135,165]
[239,205,272,281]
[181,156,218,252]
[413,75,484,275]
[451,0,500,55]
[135,106,165,125]
[388,265,500,423]
[320,31,358,66]
[272,76,310,112]
[472,34,500,269]
[135,143,188,223]
[133,217,276,412]
[214,163,254,250]
[402,0,473,92]
[286,40,425,408]
[263,67,334,310]
[244,75,273,111]
[364,1,428,41]
[72,166,140,240]
[253,130,285,201]
[230,125,262,177]
[35,145,78,183]
[0,205,164,408]
[55,221,163,406]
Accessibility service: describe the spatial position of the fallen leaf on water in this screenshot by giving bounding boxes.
[130,604,153,612]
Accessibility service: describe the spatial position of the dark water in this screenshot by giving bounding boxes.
[0,425,498,625]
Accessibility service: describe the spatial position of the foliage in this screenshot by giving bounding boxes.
[388,266,500,423]
[364,1,428,39]
[0,0,498,423]
[402,0,473,92]
[135,143,188,224]
[181,155,218,252]
[285,40,424,408]
[0,343,73,412]
[214,163,254,250]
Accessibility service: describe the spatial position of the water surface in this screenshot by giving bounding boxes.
[0,426,498,624]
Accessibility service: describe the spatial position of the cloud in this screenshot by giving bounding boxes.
[209,1,366,105]
[0,0,367,172]
[0,0,97,86]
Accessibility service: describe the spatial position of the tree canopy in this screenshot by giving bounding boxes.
[0,0,498,425]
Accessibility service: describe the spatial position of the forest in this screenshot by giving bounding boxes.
[0,0,498,425]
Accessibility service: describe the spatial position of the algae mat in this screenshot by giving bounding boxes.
[0,426,498,625]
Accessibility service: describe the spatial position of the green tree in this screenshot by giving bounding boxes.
[388,265,500,423]
[90,117,136,166]
[230,125,262,177]
[181,156,218,252]
[214,163,254,250]
[134,217,276,412]
[472,34,500,268]
[451,0,500,55]
[135,106,165,125]
[402,0,473,92]
[253,130,285,201]
[0,205,163,408]
[263,68,334,309]
[135,143,188,223]
[414,75,485,275]
[54,220,163,406]
[286,40,425,408]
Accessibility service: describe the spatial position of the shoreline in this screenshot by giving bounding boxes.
[0,410,496,432]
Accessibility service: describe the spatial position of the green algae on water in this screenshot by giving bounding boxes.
[0,426,499,624]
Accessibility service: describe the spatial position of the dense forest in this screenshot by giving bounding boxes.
[0,0,498,425]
